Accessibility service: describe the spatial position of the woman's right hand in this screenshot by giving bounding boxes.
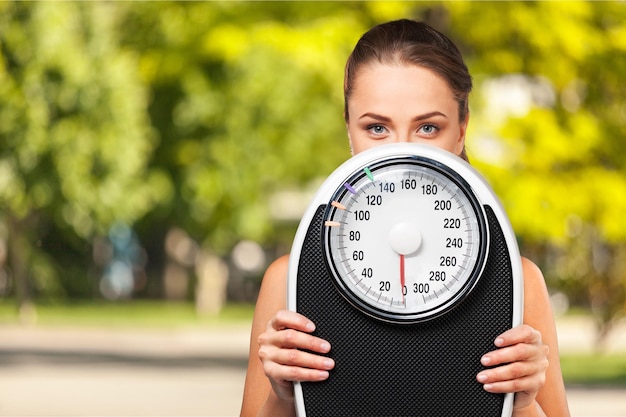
[257,309,335,403]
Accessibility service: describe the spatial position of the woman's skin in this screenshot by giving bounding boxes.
[240,63,570,417]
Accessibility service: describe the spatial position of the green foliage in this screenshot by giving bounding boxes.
[1,1,626,342]
[0,2,169,236]
[445,2,626,343]
[119,2,371,252]
[0,299,254,328]
[561,353,626,387]
[444,1,626,244]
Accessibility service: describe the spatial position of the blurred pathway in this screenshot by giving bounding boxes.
[0,315,624,416]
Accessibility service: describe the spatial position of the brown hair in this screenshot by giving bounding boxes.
[344,19,472,160]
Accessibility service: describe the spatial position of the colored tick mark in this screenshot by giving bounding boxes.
[343,183,357,194]
[364,167,374,182]
[325,221,341,227]
[331,201,347,210]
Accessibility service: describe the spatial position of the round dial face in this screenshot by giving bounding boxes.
[323,156,488,323]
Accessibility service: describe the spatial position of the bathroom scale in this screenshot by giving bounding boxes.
[288,143,523,416]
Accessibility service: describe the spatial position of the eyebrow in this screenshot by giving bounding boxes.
[358,111,448,122]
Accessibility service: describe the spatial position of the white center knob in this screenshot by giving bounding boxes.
[388,222,422,255]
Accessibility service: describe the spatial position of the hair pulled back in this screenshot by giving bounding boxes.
[344,19,472,124]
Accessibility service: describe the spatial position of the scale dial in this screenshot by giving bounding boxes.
[323,155,488,323]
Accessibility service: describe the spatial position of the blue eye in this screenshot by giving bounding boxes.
[367,125,388,135]
[418,124,439,136]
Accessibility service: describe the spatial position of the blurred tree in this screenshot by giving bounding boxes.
[114,2,379,309]
[440,1,626,347]
[1,0,625,342]
[118,2,370,252]
[0,2,168,318]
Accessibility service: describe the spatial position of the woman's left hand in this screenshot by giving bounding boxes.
[476,324,550,410]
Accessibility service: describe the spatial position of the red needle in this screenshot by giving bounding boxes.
[400,254,406,304]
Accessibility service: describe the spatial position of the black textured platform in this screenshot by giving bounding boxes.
[295,204,513,416]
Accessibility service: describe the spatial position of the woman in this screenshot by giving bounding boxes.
[241,19,570,417]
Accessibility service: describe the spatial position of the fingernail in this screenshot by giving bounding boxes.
[320,342,331,352]
[323,359,335,369]
[481,356,491,365]
[305,322,315,332]
[318,370,329,379]
[483,383,494,391]
[494,337,504,347]
[477,373,488,382]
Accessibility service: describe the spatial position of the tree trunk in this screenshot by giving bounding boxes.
[7,214,37,324]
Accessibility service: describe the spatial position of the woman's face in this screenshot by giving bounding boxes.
[346,63,468,156]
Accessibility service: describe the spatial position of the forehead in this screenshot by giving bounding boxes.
[349,63,458,117]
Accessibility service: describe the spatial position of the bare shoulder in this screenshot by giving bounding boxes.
[521,256,552,320]
[264,254,290,287]
[521,256,544,284]
[255,254,290,322]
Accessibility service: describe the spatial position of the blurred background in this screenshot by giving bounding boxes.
[0,1,625,416]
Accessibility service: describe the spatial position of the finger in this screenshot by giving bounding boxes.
[268,310,316,333]
[480,371,546,394]
[264,360,331,384]
[260,347,334,380]
[481,343,534,367]
[271,347,335,371]
[481,341,549,368]
[493,324,541,348]
[477,357,548,386]
[259,327,331,353]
